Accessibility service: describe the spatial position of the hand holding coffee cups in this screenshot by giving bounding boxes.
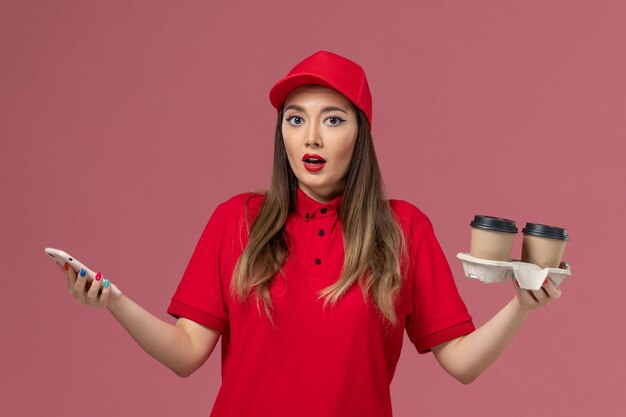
[512,261,566,311]
[465,215,571,309]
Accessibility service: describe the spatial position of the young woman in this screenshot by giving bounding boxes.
[62,50,563,417]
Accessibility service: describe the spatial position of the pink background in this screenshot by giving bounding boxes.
[2,1,624,416]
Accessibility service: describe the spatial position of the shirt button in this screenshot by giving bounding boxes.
[315,258,322,265]
[320,208,327,214]
[318,229,325,236]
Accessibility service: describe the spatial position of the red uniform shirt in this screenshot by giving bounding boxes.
[167,187,475,417]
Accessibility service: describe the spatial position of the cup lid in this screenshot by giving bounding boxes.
[470,215,518,233]
[522,223,569,241]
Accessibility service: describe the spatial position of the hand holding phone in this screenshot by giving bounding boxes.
[44,247,123,297]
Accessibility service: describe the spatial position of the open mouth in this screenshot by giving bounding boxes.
[303,158,325,164]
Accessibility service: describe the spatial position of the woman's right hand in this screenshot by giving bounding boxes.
[61,263,121,308]
[58,262,219,376]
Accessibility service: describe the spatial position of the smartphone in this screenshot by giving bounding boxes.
[44,247,122,296]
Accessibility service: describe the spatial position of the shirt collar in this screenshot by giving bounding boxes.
[294,186,343,220]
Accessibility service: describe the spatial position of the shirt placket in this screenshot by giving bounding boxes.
[309,206,337,281]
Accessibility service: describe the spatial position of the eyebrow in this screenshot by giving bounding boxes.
[284,104,349,115]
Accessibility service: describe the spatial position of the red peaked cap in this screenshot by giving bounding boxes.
[269,50,373,128]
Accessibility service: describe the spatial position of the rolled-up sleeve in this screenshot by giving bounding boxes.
[167,202,232,334]
[404,210,475,354]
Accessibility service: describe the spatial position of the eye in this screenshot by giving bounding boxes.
[285,116,303,126]
[325,116,345,126]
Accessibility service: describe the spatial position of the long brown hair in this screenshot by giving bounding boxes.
[230,102,407,328]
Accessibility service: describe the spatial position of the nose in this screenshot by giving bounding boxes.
[305,122,323,148]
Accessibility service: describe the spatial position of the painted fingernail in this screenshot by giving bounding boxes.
[104,279,110,288]
[95,272,102,281]
[64,262,70,270]
[80,268,86,277]
[543,278,548,286]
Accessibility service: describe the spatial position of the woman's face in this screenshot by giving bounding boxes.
[282,85,358,203]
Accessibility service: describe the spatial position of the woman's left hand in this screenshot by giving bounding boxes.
[512,261,567,311]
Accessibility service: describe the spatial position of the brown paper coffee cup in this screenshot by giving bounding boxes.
[521,223,569,269]
[470,215,518,261]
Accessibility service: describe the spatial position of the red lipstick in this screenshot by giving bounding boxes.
[302,153,326,172]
